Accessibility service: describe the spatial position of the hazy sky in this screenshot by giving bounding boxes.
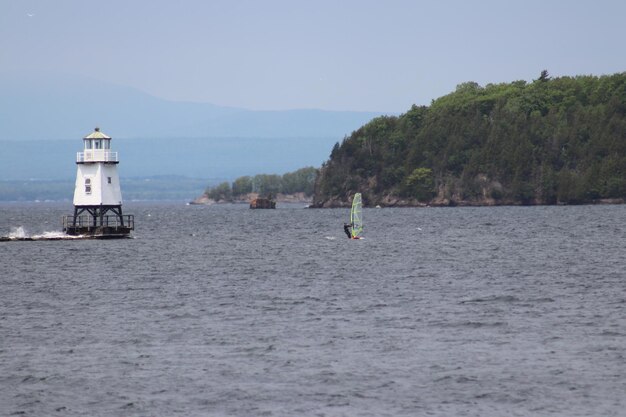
[2,0,626,113]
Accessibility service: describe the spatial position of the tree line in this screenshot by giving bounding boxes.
[205,167,318,201]
[312,71,626,206]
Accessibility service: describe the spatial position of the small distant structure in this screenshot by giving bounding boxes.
[62,127,134,238]
[249,197,276,209]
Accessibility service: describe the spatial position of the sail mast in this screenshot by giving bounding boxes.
[350,193,363,238]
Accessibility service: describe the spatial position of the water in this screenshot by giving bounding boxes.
[1,202,625,416]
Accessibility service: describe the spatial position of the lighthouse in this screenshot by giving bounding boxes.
[63,127,134,237]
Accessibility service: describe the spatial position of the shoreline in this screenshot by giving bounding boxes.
[189,192,313,205]
[308,197,626,208]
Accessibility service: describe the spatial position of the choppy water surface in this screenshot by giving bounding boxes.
[1,202,625,416]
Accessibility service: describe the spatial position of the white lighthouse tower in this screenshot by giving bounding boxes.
[63,127,134,237]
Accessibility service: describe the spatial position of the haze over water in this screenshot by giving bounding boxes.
[1,202,625,416]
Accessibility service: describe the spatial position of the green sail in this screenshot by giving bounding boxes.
[350,193,363,238]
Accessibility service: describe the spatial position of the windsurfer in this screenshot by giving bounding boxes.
[343,223,352,238]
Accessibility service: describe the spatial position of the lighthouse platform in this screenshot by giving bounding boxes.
[62,214,134,238]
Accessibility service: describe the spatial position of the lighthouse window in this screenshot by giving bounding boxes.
[94,140,101,149]
[107,177,112,184]
[85,178,91,194]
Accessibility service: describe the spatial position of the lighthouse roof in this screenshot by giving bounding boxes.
[84,127,111,140]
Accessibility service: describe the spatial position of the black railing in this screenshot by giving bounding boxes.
[63,214,134,229]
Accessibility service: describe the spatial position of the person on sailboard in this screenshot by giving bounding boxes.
[343,223,352,238]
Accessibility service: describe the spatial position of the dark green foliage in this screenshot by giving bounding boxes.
[205,167,318,201]
[538,69,551,82]
[403,167,435,200]
[314,72,626,205]
[252,174,282,197]
[281,167,317,195]
[232,176,253,195]
[206,181,232,201]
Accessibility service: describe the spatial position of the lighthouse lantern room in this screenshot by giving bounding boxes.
[63,127,134,237]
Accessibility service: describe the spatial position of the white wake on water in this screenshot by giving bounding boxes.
[33,231,81,239]
[5,226,83,240]
[9,226,27,239]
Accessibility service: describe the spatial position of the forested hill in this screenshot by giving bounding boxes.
[311,71,626,207]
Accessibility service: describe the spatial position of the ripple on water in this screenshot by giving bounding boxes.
[1,203,625,416]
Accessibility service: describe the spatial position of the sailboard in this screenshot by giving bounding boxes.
[350,193,363,239]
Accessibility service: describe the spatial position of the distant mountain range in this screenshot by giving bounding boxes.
[0,71,387,141]
[0,71,391,200]
[0,137,340,181]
